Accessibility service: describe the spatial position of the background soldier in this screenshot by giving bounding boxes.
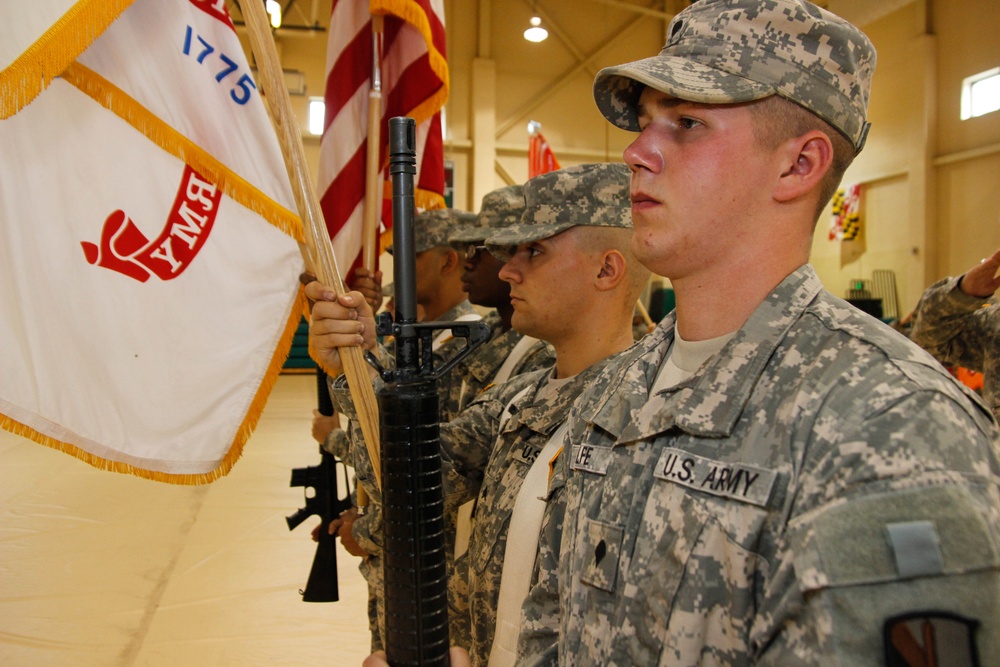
[442,184,556,648]
[911,245,1000,421]
[314,208,481,653]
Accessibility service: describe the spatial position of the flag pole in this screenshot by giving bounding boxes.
[242,0,381,489]
[362,15,384,272]
[353,14,385,511]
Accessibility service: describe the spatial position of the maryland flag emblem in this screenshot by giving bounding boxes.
[829,183,862,241]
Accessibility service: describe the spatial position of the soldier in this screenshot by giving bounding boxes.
[316,207,481,653]
[518,1,1000,665]
[443,184,556,649]
[447,185,556,417]
[911,245,1000,421]
[390,208,484,425]
[306,163,650,667]
[316,198,553,653]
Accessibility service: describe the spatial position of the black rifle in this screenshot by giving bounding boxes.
[285,368,352,602]
[374,116,490,666]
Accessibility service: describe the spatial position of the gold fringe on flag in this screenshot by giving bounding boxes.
[1,288,309,485]
[416,188,446,211]
[0,0,136,120]
[61,61,304,241]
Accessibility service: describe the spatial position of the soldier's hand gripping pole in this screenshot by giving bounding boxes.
[378,117,488,667]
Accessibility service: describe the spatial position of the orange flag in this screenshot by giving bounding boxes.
[528,120,561,178]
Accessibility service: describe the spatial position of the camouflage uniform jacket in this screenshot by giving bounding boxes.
[321,418,386,651]
[439,360,609,667]
[520,265,1000,666]
[440,310,554,649]
[450,309,555,416]
[910,274,1000,420]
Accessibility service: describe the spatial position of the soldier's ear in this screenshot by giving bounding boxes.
[773,130,832,204]
[595,249,627,291]
[440,247,460,274]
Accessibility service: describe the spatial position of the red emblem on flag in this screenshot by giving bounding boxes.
[81,166,223,282]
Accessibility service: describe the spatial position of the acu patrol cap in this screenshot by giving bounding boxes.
[593,0,876,152]
[485,162,631,252]
[387,208,477,254]
[449,185,526,246]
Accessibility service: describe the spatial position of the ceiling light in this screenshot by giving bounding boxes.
[266,0,282,29]
[523,16,548,43]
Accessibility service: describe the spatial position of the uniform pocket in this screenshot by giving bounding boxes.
[579,519,625,592]
[793,484,999,591]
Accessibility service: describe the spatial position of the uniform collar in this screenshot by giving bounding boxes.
[505,362,609,436]
[588,265,824,443]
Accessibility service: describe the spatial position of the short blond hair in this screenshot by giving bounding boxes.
[574,226,651,304]
[749,96,855,223]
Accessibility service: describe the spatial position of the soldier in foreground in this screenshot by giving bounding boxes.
[307,163,649,667]
[518,0,1000,665]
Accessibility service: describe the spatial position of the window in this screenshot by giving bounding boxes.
[961,67,1000,120]
[308,97,325,136]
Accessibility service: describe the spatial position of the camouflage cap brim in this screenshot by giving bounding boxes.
[485,220,577,249]
[449,184,527,247]
[448,226,491,245]
[485,163,631,251]
[594,56,774,133]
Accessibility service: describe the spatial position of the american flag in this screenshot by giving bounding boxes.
[317,0,448,274]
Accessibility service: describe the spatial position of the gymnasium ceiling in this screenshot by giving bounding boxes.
[227,0,918,45]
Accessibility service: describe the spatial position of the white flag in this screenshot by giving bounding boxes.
[0,0,306,483]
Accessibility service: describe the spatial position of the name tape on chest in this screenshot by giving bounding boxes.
[570,444,613,476]
[654,447,777,507]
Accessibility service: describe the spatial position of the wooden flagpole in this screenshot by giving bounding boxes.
[242,0,381,489]
[362,15,384,272]
[351,15,386,511]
